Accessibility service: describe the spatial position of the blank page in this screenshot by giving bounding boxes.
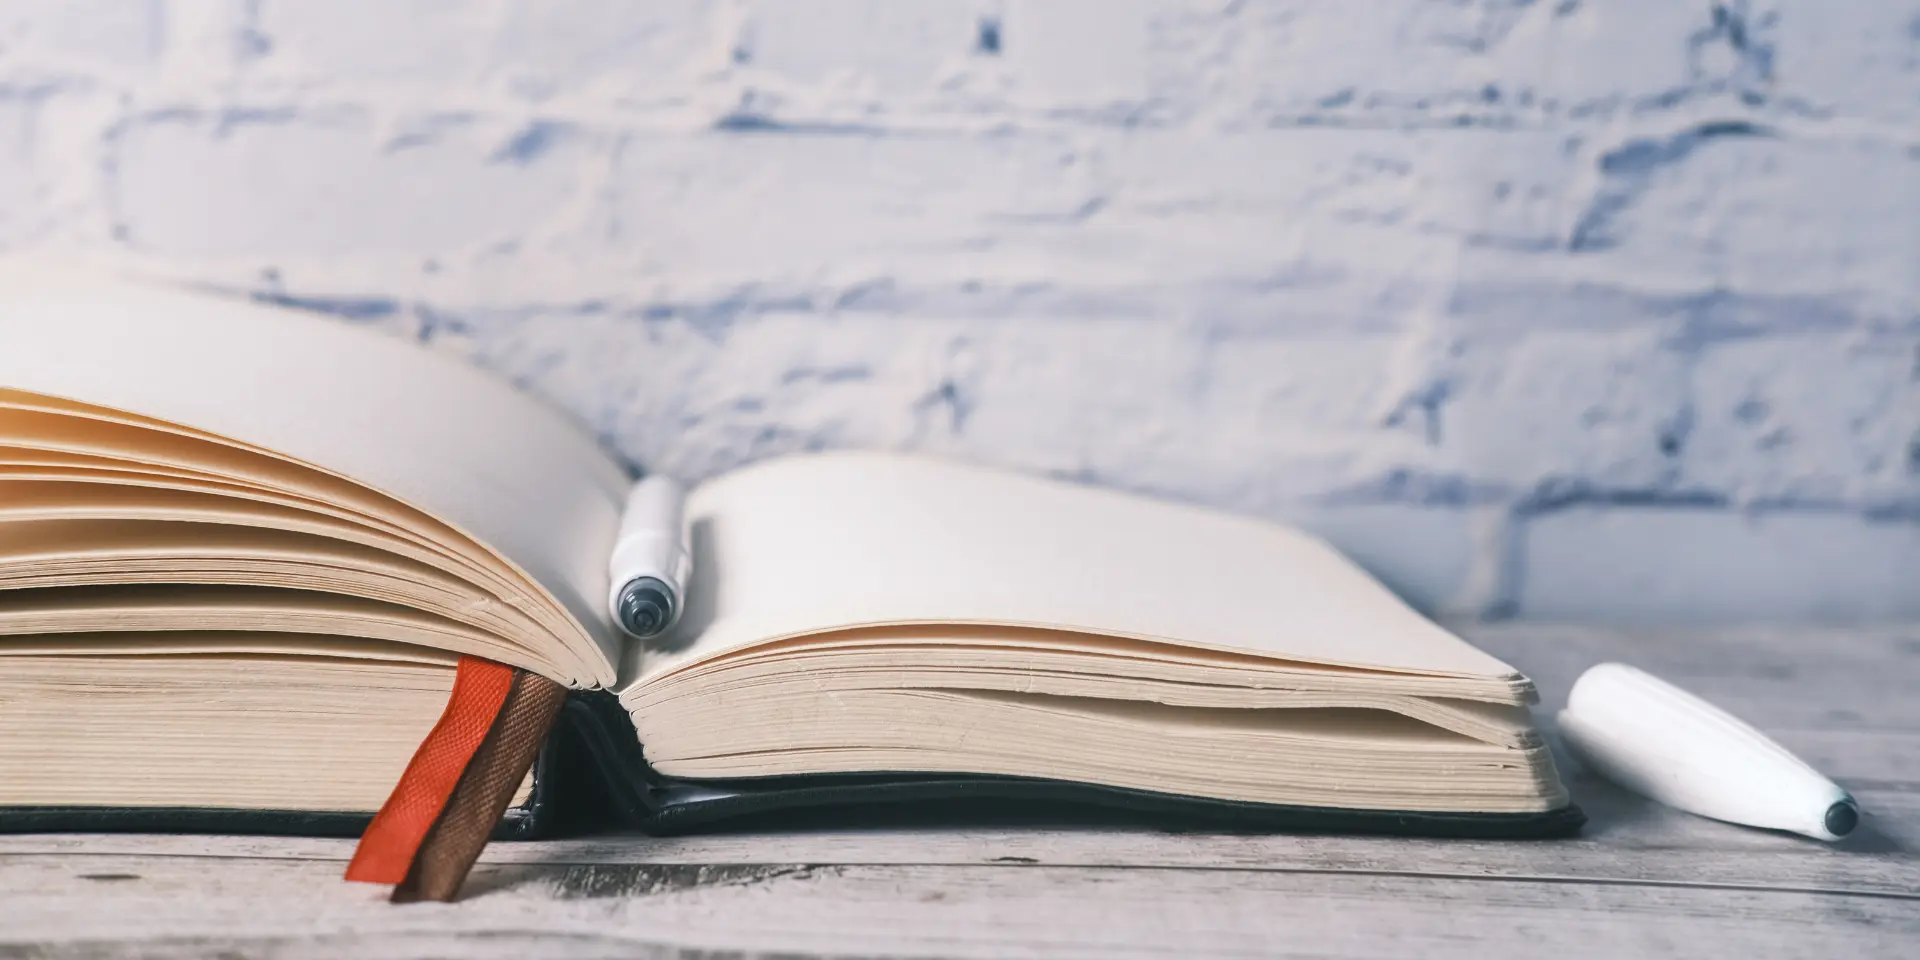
[639,453,1518,682]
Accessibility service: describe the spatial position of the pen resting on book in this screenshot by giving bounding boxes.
[608,475,691,639]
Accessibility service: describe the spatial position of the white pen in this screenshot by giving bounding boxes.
[1557,662,1859,841]
[607,475,691,639]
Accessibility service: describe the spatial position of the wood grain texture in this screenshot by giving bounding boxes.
[2,623,1917,959]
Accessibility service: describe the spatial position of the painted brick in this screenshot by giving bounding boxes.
[931,324,1411,510]
[913,318,1210,480]
[602,131,1100,283]
[0,97,38,246]
[588,126,1588,302]
[488,0,717,103]
[416,308,955,481]
[417,306,1417,510]
[740,0,983,93]
[0,0,163,78]
[0,0,1915,623]
[1092,128,1579,286]
[1563,134,1920,307]
[1684,334,1920,504]
[1212,0,1553,120]
[1437,328,1694,492]
[1485,0,1710,109]
[110,111,585,258]
[642,311,952,473]
[243,0,717,104]
[653,2,1886,130]
[1519,507,1920,622]
[998,0,1155,111]
[1198,0,1720,125]
[1766,0,1920,125]
[249,1,499,93]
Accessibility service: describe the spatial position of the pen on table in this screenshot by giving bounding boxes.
[1557,662,1859,841]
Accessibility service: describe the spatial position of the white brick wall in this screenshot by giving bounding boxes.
[2,0,1915,621]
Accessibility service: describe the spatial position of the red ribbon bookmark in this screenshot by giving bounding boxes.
[346,656,516,887]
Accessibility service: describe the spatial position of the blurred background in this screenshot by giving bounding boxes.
[0,0,1913,622]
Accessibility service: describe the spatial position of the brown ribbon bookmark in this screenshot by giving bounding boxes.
[346,657,566,902]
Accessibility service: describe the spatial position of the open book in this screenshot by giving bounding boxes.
[0,269,1579,838]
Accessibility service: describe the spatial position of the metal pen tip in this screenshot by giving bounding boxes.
[1825,798,1859,838]
[616,577,676,638]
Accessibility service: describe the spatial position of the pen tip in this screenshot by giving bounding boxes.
[1824,798,1859,838]
[617,578,675,638]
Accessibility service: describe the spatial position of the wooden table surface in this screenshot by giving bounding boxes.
[2,623,1916,959]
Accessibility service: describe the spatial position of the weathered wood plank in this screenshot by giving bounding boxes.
[1,855,1915,960]
[4,808,1914,897]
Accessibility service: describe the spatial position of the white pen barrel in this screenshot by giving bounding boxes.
[607,475,690,639]
[1558,662,1857,841]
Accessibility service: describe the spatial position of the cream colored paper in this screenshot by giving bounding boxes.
[637,452,1518,683]
[0,649,531,811]
[0,266,629,684]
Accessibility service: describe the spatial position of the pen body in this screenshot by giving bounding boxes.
[1558,663,1855,841]
[608,475,691,638]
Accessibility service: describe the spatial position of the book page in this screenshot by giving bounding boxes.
[0,265,629,680]
[636,452,1518,683]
